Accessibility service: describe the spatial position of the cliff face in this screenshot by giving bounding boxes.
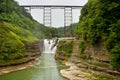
[55,39,109,63]
[55,39,120,76]
[0,40,43,67]
[55,39,73,62]
[84,41,109,62]
[75,0,120,70]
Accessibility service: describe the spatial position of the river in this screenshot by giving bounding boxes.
[0,39,68,80]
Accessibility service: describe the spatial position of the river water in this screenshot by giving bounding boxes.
[0,39,68,80]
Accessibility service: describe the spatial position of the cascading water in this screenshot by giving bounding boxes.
[0,39,68,80]
[43,39,57,54]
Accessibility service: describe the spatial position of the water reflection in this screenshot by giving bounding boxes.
[0,39,68,80]
[0,54,68,80]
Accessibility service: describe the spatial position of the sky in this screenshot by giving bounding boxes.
[15,0,88,27]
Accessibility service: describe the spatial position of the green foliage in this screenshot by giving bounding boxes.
[110,43,120,70]
[93,73,120,80]
[79,41,86,53]
[57,23,78,37]
[65,41,73,57]
[76,0,120,70]
[0,0,53,40]
[0,57,30,66]
[3,22,37,42]
[0,24,25,60]
[58,40,73,58]
[88,61,110,68]
[79,54,87,60]
[79,41,87,59]
[0,0,57,63]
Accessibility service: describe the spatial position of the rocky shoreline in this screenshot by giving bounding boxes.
[0,57,39,75]
[56,39,120,80]
[60,60,120,80]
[60,62,93,80]
[0,40,42,76]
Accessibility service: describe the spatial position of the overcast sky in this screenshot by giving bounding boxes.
[15,0,88,27]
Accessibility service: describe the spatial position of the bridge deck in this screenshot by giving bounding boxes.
[20,5,83,9]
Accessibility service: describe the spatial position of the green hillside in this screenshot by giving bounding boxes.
[75,0,120,70]
[0,0,52,62]
[57,23,78,37]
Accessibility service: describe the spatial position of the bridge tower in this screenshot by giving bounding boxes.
[43,7,52,27]
[64,7,73,37]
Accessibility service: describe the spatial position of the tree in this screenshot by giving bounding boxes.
[76,0,120,70]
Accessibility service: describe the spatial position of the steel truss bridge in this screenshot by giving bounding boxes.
[20,5,83,36]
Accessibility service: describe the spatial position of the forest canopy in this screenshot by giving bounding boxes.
[75,0,120,70]
[0,0,56,61]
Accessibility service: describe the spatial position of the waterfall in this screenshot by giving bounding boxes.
[43,39,57,54]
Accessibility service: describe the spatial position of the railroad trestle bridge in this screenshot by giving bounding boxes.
[21,5,83,36]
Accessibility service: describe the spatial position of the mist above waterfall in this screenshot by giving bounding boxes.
[43,39,57,54]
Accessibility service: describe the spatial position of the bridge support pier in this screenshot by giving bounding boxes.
[43,7,52,27]
[64,7,73,37]
[21,5,82,37]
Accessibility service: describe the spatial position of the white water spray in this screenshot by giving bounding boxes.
[43,39,57,54]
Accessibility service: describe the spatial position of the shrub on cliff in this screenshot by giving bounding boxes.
[0,26,25,60]
[75,0,120,70]
[57,40,73,60]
